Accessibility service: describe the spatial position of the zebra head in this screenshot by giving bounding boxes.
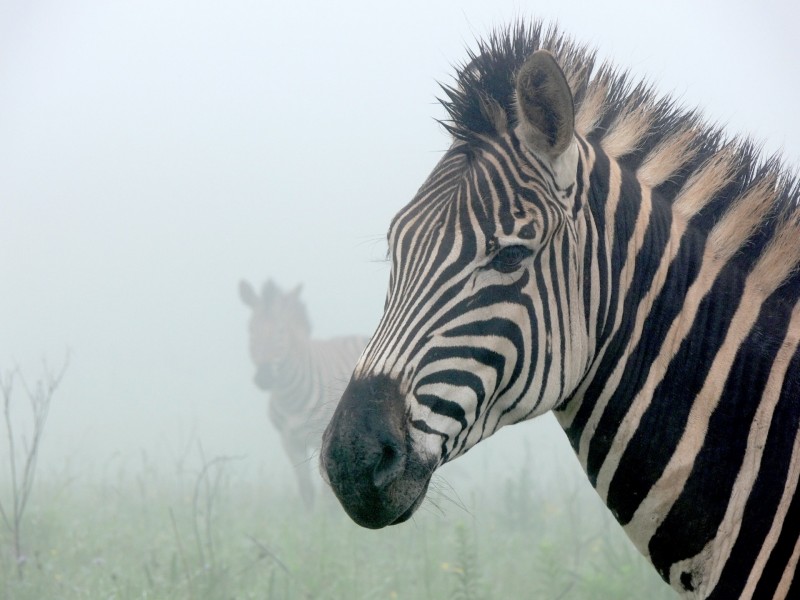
[239,279,311,390]
[322,47,594,528]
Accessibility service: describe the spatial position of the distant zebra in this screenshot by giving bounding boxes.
[239,279,368,506]
[322,22,800,598]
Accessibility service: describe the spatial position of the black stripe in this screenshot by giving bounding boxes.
[553,233,569,398]
[416,393,468,429]
[752,470,800,599]
[605,256,748,524]
[748,343,800,599]
[582,189,673,479]
[587,143,610,347]
[387,206,478,364]
[648,291,793,581]
[785,566,800,599]
[434,327,509,405]
[573,221,703,470]
[529,251,554,412]
[410,418,450,459]
[707,344,800,598]
[562,149,640,450]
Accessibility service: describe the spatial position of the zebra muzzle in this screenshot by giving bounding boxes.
[321,374,433,529]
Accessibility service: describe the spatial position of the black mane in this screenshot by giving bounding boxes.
[439,22,584,141]
[438,21,799,251]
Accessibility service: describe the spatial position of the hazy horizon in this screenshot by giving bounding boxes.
[1,0,797,495]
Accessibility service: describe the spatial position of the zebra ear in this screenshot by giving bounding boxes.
[515,50,574,158]
[289,284,303,300]
[239,280,258,307]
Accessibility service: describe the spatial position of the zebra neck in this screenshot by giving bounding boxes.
[555,142,800,594]
[269,342,316,404]
[557,149,682,435]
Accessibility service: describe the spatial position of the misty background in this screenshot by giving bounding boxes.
[1,0,798,499]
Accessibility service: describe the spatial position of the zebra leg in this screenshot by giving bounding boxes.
[281,435,315,509]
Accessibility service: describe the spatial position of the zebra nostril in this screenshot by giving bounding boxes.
[373,443,406,489]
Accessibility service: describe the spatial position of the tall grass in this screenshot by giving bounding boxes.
[0,453,676,599]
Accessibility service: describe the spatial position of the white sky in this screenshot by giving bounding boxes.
[0,0,798,482]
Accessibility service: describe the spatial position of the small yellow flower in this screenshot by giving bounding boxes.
[440,562,464,574]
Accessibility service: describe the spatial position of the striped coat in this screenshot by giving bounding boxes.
[322,23,800,598]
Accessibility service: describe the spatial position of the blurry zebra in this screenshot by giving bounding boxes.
[322,22,800,598]
[239,279,367,506]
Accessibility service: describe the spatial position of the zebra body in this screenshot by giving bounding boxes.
[239,279,368,506]
[321,23,800,598]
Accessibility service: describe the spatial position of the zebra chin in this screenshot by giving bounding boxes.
[320,374,436,529]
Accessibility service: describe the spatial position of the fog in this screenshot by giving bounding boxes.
[1,0,798,498]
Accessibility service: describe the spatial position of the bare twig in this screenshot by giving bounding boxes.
[0,353,68,579]
[0,371,17,536]
[169,507,196,600]
[244,535,314,599]
[190,445,243,574]
[245,534,292,575]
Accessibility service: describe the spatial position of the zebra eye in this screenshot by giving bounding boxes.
[490,245,533,273]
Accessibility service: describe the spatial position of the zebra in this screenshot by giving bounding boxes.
[321,22,800,599]
[239,278,368,507]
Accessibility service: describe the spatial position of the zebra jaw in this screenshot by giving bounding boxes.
[321,374,436,528]
[253,364,277,389]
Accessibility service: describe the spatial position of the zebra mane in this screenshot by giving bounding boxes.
[260,279,312,335]
[440,22,800,252]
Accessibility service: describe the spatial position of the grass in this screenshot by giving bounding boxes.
[0,453,677,599]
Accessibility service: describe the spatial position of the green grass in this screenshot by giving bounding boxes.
[0,458,677,599]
